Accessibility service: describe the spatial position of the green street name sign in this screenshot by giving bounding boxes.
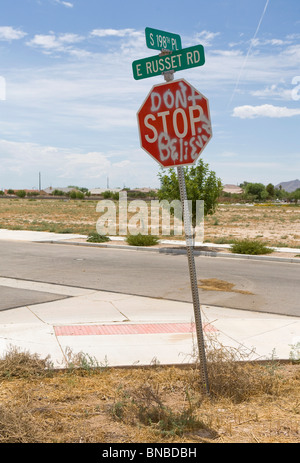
[145,27,182,51]
[132,44,205,80]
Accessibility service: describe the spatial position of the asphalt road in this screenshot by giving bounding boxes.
[0,240,299,316]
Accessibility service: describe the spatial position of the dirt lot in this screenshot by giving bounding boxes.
[0,198,299,250]
[205,203,300,249]
[0,348,299,444]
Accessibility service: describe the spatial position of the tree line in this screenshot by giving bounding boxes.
[236,182,300,203]
[1,162,299,207]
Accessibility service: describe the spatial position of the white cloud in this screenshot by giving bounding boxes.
[283,44,300,62]
[27,34,59,50]
[0,76,6,100]
[0,138,158,188]
[90,28,141,38]
[58,33,83,44]
[0,26,27,41]
[218,151,238,158]
[211,49,243,57]
[26,32,85,54]
[186,30,220,47]
[54,0,74,7]
[232,104,300,118]
[251,38,292,47]
[199,30,220,41]
[0,139,117,180]
[251,84,294,101]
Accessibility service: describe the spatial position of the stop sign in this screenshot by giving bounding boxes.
[137,79,212,168]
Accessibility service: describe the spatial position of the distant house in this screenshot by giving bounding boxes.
[24,189,45,195]
[89,188,123,195]
[44,187,77,195]
[222,184,243,194]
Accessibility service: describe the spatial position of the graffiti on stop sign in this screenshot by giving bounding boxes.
[157,114,211,164]
[137,79,212,167]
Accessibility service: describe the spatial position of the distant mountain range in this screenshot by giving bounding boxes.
[275,179,300,192]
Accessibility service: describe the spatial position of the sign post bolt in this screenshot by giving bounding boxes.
[159,49,175,82]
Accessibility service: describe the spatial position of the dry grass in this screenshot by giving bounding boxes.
[0,345,53,379]
[0,345,299,443]
[0,199,299,248]
[205,204,300,248]
[0,198,98,235]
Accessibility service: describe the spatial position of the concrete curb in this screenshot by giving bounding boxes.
[1,228,299,263]
[40,239,300,263]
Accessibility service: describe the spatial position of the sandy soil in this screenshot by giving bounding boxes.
[0,199,299,256]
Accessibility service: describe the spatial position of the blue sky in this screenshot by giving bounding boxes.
[0,0,299,190]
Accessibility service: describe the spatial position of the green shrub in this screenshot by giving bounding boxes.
[87,232,110,243]
[231,239,273,255]
[52,189,65,196]
[27,191,40,197]
[70,190,85,199]
[126,233,159,246]
[102,191,119,200]
[16,190,26,198]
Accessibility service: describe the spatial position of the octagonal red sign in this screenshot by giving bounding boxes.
[137,79,212,168]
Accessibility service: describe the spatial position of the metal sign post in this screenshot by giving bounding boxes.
[177,166,210,395]
[134,27,211,394]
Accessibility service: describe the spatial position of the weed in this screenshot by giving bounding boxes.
[231,239,273,255]
[188,334,282,403]
[59,229,73,234]
[126,233,159,246]
[289,343,300,364]
[87,232,110,243]
[63,347,109,374]
[109,383,214,437]
[0,346,53,379]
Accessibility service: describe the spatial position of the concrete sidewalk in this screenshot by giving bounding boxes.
[0,276,299,368]
[0,228,88,242]
[0,229,299,367]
